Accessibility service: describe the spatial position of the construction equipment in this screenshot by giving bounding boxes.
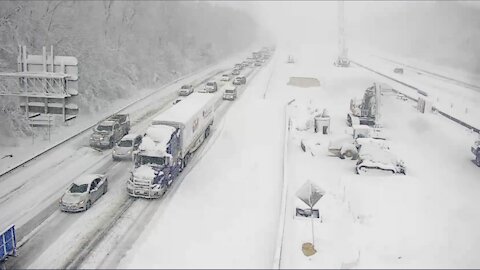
[347,84,380,127]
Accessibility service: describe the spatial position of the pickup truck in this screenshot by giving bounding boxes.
[90,114,130,149]
[472,140,480,167]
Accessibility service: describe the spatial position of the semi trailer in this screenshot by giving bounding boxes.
[128,93,216,198]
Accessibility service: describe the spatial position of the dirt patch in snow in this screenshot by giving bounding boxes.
[287,77,321,88]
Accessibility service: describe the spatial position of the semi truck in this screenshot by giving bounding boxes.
[127,93,216,198]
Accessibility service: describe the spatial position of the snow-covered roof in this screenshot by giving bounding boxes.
[73,174,103,185]
[152,92,215,126]
[139,126,176,155]
[359,144,399,164]
[100,120,116,126]
[121,133,140,141]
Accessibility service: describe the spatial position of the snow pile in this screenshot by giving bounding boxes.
[289,101,322,131]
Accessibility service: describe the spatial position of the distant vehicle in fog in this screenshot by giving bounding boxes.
[223,85,237,100]
[202,81,218,93]
[178,84,194,96]
[394,68,404,74]
[231,69,241,76]
[221,74,231,81]
[60,174,108,212]
[233,76,246,85]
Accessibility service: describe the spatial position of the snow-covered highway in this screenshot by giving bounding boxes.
[1,54,266,268]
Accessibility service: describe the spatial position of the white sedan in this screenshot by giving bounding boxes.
[59,174,108,212]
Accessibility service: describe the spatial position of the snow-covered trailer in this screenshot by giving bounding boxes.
[128,93,216,198]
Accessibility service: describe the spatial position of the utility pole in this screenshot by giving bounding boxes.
[335,1,350,67]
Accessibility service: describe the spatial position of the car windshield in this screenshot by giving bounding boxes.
[181,85,190,89]
[226,90,235,93]
[139,155,166,166]
[118,140,133,147]
[96,125,112,132]
[207,82,215,86]
[69,183,88,193]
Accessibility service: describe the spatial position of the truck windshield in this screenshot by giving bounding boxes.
[118,140,133,147]
[69,183,88,193]
[97,125,112,132]
[140,155,166,166]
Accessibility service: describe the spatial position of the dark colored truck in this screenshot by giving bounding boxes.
[90,114,130,149]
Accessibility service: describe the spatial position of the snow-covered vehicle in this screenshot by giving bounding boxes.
[328,135,357,160]
[287,55,295,63]
[128,93,216,198]
[231,69,241,76]
[233,76,246,85]
[202,81,218,93]
[59,174,108,212]
[220,74,231,82]
[234,63,243,70]
[355,137,390,150]
[394,67,404,74]
[254,60,262,66]
[178,84,194,96]
[223,85,237,100]
[90,114,130,149]
[472,140,480,167]
[352,125,386,140]
[356,144,405,175]
[112,134,143,160]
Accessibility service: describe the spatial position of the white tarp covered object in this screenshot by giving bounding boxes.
[296,180,325,208]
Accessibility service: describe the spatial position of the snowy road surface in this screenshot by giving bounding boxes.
[1,43,479,269]
[1,53,265,268]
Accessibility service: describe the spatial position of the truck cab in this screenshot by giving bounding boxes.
[128,125,180,198]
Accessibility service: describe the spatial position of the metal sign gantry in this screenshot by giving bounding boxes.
[0,45,79,124]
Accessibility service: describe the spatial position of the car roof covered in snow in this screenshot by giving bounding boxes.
[152,92,215,126]
[121,133,139,141]
[73,174,103,185]
[99,120,116,126]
